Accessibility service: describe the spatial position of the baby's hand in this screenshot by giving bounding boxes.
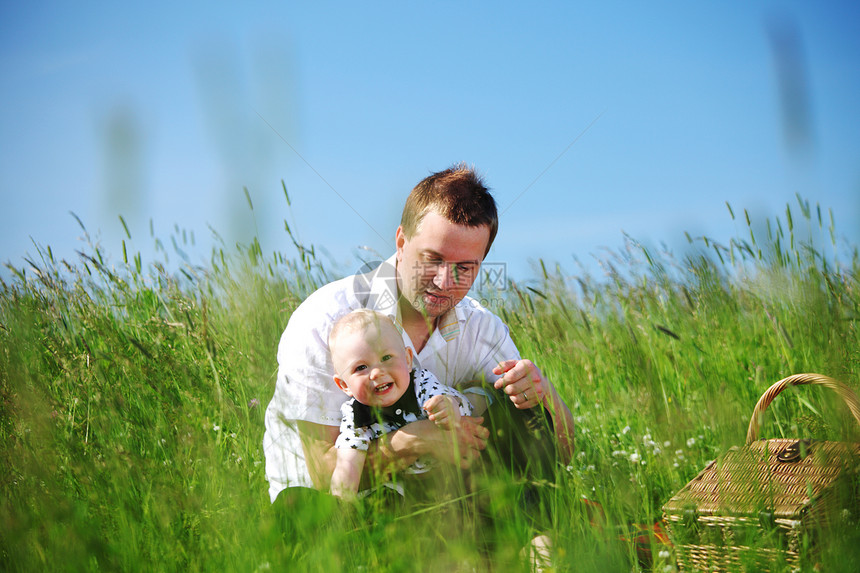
[423,395,461,430]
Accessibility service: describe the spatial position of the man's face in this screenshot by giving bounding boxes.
[395,210,491,320]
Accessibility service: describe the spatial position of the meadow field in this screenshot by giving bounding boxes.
[2,194,859,571]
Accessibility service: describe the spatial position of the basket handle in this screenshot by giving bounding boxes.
[745,373,860,445]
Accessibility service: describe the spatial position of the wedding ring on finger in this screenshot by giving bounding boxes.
[523,390,529,402]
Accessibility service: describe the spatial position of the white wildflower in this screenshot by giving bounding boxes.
[213,424,221,432]
[622,425,631,434]
[686,437,696,447]
[629,451,641,464]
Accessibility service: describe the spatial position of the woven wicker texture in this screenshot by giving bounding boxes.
[663,439,860,518]
[663,373,860,571]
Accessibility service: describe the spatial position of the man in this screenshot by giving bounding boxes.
[263,164,575,502]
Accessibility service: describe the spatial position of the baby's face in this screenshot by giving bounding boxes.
[331,321,412,408]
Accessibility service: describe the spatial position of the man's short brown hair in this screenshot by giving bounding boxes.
[400,163,498,256]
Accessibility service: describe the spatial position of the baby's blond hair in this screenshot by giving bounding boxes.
[328,309,399,354]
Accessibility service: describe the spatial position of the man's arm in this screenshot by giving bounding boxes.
[493,359,575,465]
[296,417,489,490]
[296,420,340,490]
[541,380,576,464]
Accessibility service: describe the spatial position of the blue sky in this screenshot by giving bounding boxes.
[2,1,859,283]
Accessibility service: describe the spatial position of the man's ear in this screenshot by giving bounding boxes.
[405,346,413,370]
[395,226,406,258]
[334,376,352,396]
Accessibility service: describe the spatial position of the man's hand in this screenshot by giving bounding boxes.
[423,395,461,430]
[386,415,488,468]
[362,415,489,477]
[429,414,488,468]
[493,359,547,409]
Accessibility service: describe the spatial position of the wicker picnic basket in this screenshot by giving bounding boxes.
[662,373,860,571]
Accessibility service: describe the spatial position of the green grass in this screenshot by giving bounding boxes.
[2,195,859,571]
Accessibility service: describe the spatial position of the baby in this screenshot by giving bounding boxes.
[328,309,472,499]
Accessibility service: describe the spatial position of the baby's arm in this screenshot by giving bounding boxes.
[332,399,371,499]
[423,394,462,430]
[331,447,366,500]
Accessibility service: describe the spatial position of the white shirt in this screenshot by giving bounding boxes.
[263,254,519,502]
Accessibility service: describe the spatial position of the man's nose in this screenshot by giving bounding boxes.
[433,264,455,290]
